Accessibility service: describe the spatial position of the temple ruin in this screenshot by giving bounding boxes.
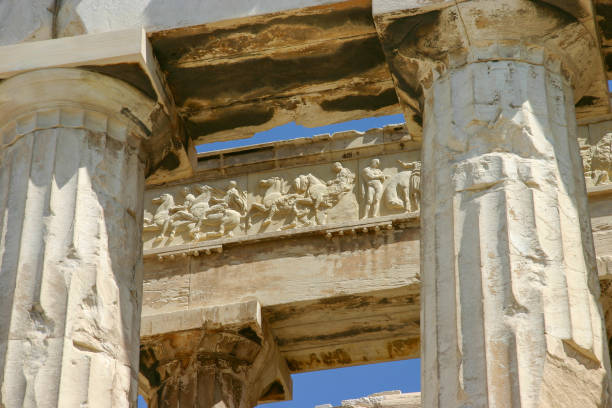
[1,0,612,407]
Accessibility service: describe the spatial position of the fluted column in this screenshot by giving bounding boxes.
[373,0,612,406]
[420,51,612,407]
[139,301,292,408]
[0,68,161,407]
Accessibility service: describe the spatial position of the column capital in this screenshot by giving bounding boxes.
[139,300,292,408]
[373,0,605,139]
[0,29,195,182]
[0,68,157,148]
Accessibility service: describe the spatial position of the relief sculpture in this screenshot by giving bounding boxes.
[582,132,612,186]
[249,176,310,230]
[383,160,421,213]
[143,181,248,243]
[361,159,387,219]
[143,157,424,247]
[250,162,356,231]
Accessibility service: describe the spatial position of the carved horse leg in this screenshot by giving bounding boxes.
[155,218,171,241]
[402,186,411,212]
[262,204,277,226]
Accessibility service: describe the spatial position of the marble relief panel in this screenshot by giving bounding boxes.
[357,151,421,219]
[246,160,360,233]
[143,153,424,249]
[143,176,249,248]
[580,127,612,187]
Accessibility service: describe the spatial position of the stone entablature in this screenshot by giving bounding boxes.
[143,124,422,250]
[144,120,612,253]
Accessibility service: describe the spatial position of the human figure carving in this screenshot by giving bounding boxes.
[398,160,421,212]
[293,162,356,225]
[207,180,247,215]
[361,158,387,218]
[192,181,248,240]
[326,162,355,196]
[167,187,197,237]
[250,176,309,230]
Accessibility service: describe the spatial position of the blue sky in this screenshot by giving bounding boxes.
[138,359,420,408]
[259,359,420,408]
[139,113,421,407]
[196,114,405,153]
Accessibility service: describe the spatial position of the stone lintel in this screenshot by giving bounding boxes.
[0,28,195,183]
[140,300,292,407]
[140,299,263,337]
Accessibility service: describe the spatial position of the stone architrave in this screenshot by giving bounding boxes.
[374,0,612,406]
[0,68,169,407]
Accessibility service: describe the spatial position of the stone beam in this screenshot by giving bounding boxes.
[330,391,421,408]
[139,300,292,408]
[148,0,399,145]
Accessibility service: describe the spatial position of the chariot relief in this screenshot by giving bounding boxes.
[250,162,357,231]
[143,180,248,244]
[143,157,423,247]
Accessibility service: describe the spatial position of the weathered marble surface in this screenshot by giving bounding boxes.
[0,68,157,407]
[580,121,612,187]
[0,0,54,46]
[371,0,612,405]
[143,127,421,249]
[140,300,292,408]
[419,45,611,408]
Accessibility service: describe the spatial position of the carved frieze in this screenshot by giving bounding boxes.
[581,131,612,187]
[144,179,249,246]
[142,153,421,249]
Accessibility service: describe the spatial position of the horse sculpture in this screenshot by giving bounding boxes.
[165,184,214,238]
[191,185,247,241]
[250,177,309,230]
[143,193,175,241]
[293,173,336,225]
[383,169,420,213]
[146,184,248,243]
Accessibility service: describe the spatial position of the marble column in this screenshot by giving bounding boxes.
[139,301,292,408]
[0,68,161,407]
[421,50,612,408]
[374,0,612,406]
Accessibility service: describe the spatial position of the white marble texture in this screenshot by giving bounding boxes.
[420,53,612,407]
[0,69,155,407]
